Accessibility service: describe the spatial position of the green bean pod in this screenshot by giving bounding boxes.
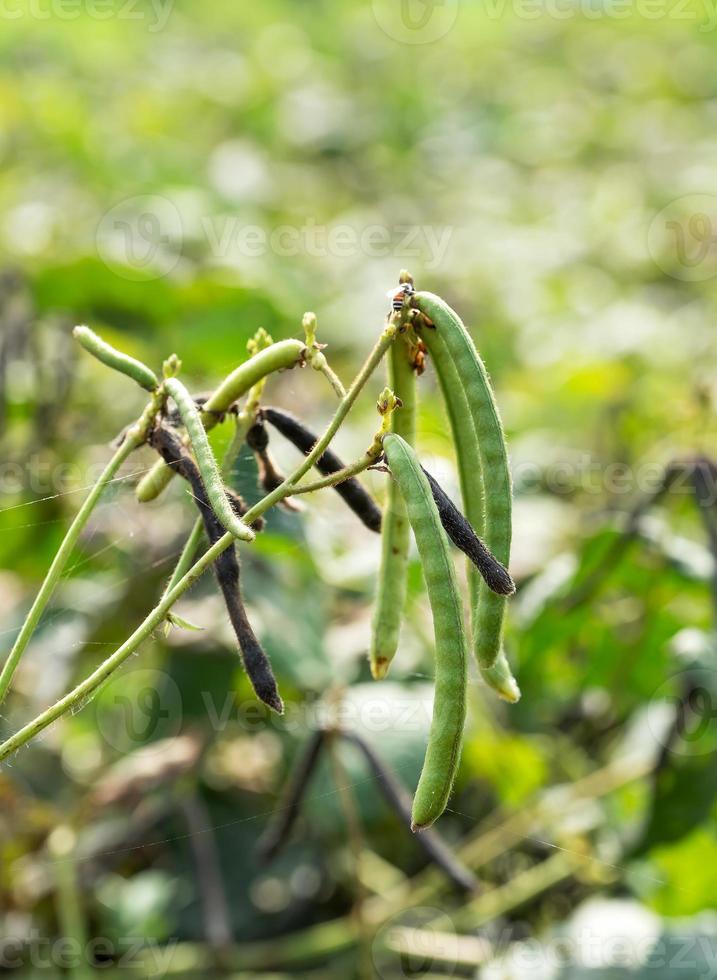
[135,459,176,503]
[73,325,158,392]
[164,378,255,543]
[204,339,306,415]
[369,337,416,679]
[137,338,306,503]
[413,292,519,700]
[383,433,468,830]
[414,293,510,667]
[480,649,521,704]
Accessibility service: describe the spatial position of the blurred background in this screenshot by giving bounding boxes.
[1,2,717,977]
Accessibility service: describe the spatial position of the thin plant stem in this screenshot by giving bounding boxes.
[164,519,206,597]
[317,361,346,399]
[0,324,397,762]
[280,317,398,492]
[289,450,381,496]
[163,409,256,598]
[0,526,235,762]
[0,409,154,707]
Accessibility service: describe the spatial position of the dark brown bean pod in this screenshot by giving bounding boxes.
[256,729,326,863]
[422,467,515,597]
[261,406,382,532]
[246,420,288,494]
[341,731,478,893]
[691,456,717,618]
[150,425,282,714]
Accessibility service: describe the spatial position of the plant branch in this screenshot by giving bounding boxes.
[0,322,397,760]
[0,392,162,707]
[289,449,381,496]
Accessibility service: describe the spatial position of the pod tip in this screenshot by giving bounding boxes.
[481,657,522,703]
[497,681,521,704]
[488,675,521,703]
[265,694,285,715]
[370,658,389,680]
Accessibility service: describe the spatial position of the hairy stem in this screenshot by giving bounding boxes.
[289,448,381,495]
[162,408,258,599]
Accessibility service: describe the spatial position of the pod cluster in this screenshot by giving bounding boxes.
[369,282,519,829]
[72,287,518,832]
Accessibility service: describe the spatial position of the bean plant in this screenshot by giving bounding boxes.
[0,273,517,829]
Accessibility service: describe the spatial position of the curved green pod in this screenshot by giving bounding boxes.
[369,337,416,679]
[430,345,519,702]
[136,339,306,502]
[383,433,468,830]
[136,458,176,503]
[164,378,255,543]
[203,339,305,415]
[73,325,158,392]
[413,292,519,700]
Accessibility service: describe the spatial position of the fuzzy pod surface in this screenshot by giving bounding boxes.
[261,406,382,532]
[383,433,468,830]
[369,337,416,678]
[422,467,515,597]
[73,325,158,392]
[414,292,516,685]
[164,377,255,543]
[205,340,306,416]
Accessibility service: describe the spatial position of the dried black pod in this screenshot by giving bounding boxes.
[150,425,282,713]
[246,420,288,494]
[262,406,382,532]
[422,467,515,597]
